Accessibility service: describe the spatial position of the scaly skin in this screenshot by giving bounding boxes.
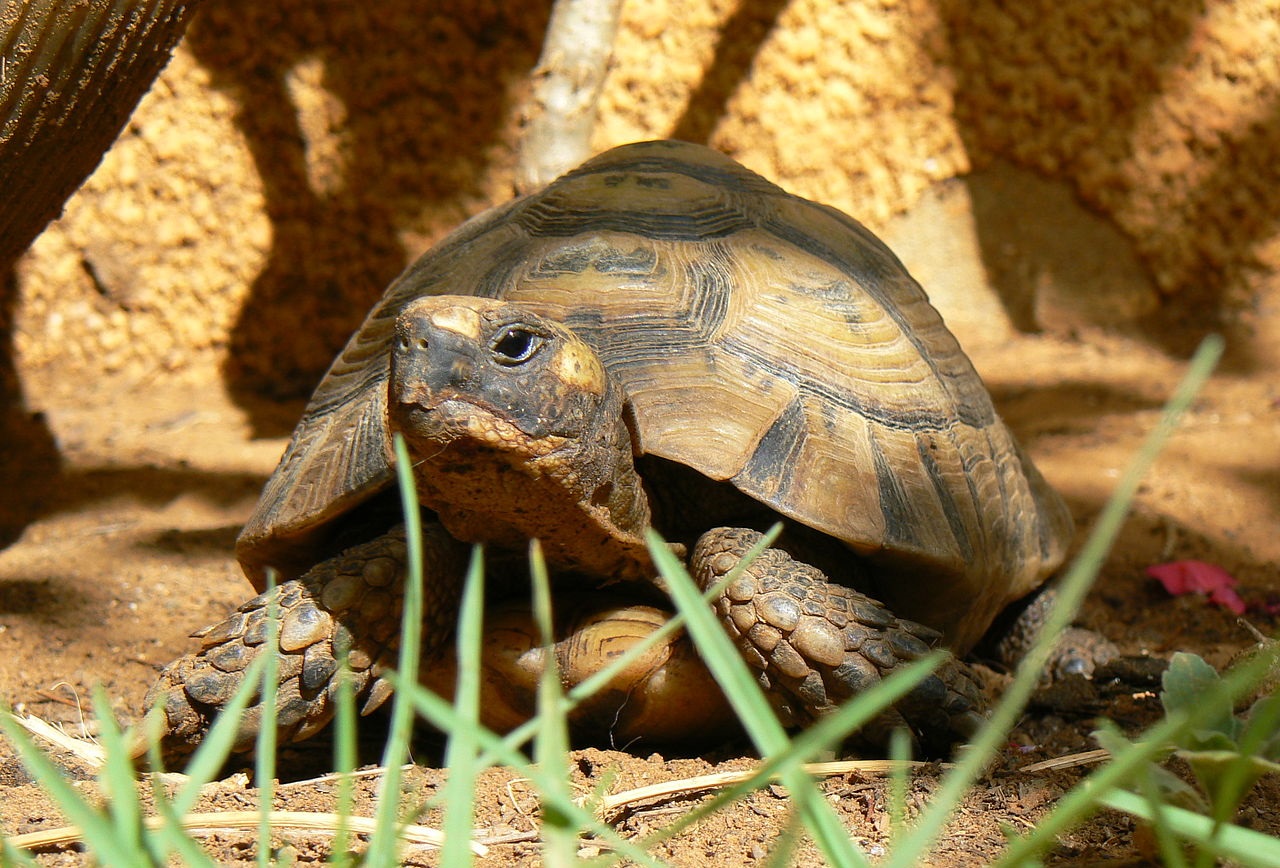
[693,527,987,751]
[143,524,467,758]
[145,523,988,757]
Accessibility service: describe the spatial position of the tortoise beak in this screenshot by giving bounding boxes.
[387,308,487,445]
[390,309,482,408]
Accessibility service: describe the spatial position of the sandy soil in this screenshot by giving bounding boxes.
[2,0,1279,864]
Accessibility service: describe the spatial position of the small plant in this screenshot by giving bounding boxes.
[1158,650,1280,821]
[1081,645,1280,868]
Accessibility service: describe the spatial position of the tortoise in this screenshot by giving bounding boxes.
[146,140,1087,756]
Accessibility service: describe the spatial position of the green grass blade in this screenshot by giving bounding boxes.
[256,571,281,867]
[365,434,432,866]
[0,835,38,867]
[139,650,268,866]
[530,542,570,767]
[144,786,220,868]
[439,545,486,866]
[763,811,804,868]
[1099,789,1280,866]
[643,531,792,757]
[646,530,868,868]
[0,707,141,866]
[1139,765,1192,868]
[529,539,578,868]
[329,655,358,866]
[141,705,219,866]
[887,727,911,845]
[889,333,1223,868]
[89,686,148,862]
[167,649,272,817]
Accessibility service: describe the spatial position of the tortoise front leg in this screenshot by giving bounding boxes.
[691,527,987,752]
[142,523,468,760]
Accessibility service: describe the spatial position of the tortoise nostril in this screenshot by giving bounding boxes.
[590,480,614,507]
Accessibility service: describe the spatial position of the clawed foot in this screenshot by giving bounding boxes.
[692,527,987,752]
[141,525,467,761]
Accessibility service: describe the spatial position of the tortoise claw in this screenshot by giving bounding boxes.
[141,525,467,763]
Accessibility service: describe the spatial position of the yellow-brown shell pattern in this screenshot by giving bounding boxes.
[238,141,1072,651]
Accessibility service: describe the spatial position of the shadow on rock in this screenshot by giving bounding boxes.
[185,0,555,435]
[0,268,61,550]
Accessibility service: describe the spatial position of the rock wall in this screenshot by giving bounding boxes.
[11,0,1280,417]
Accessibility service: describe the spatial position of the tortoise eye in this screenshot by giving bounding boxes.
[491,326,544,365]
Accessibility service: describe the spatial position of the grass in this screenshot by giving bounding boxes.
[5,333,1277,866]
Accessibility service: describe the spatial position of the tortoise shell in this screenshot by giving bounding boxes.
[237,140,1072,653]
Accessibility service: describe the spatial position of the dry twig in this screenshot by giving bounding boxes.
[592,759,950,819]
[516,0,625,193]
[5,810,487,856]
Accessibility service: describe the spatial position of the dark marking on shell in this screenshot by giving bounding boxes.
[870,426,922,552]
[734,396,805,501]
[916,433,974,563]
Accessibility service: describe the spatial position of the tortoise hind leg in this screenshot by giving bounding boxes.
[691,527,987,753]
[141,523,468,761]
[987,584,1120,680]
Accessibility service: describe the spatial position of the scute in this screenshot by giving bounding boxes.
[238,140,1071,651]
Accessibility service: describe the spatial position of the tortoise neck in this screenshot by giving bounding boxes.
[399,382,656,581]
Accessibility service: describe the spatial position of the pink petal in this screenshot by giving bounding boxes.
[1147,560,1246,614]
[1210,586,1248,615]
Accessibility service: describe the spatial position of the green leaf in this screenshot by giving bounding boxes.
[1162,653,1238,745]
[1180,750,1279,797]
[1158,647,1280,823]
[1244,692,1280,764]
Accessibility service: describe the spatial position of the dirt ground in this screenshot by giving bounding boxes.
[2,0,1280,864]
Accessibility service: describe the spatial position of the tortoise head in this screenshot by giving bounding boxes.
[388,296,654,576]
[390,296,615,446]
